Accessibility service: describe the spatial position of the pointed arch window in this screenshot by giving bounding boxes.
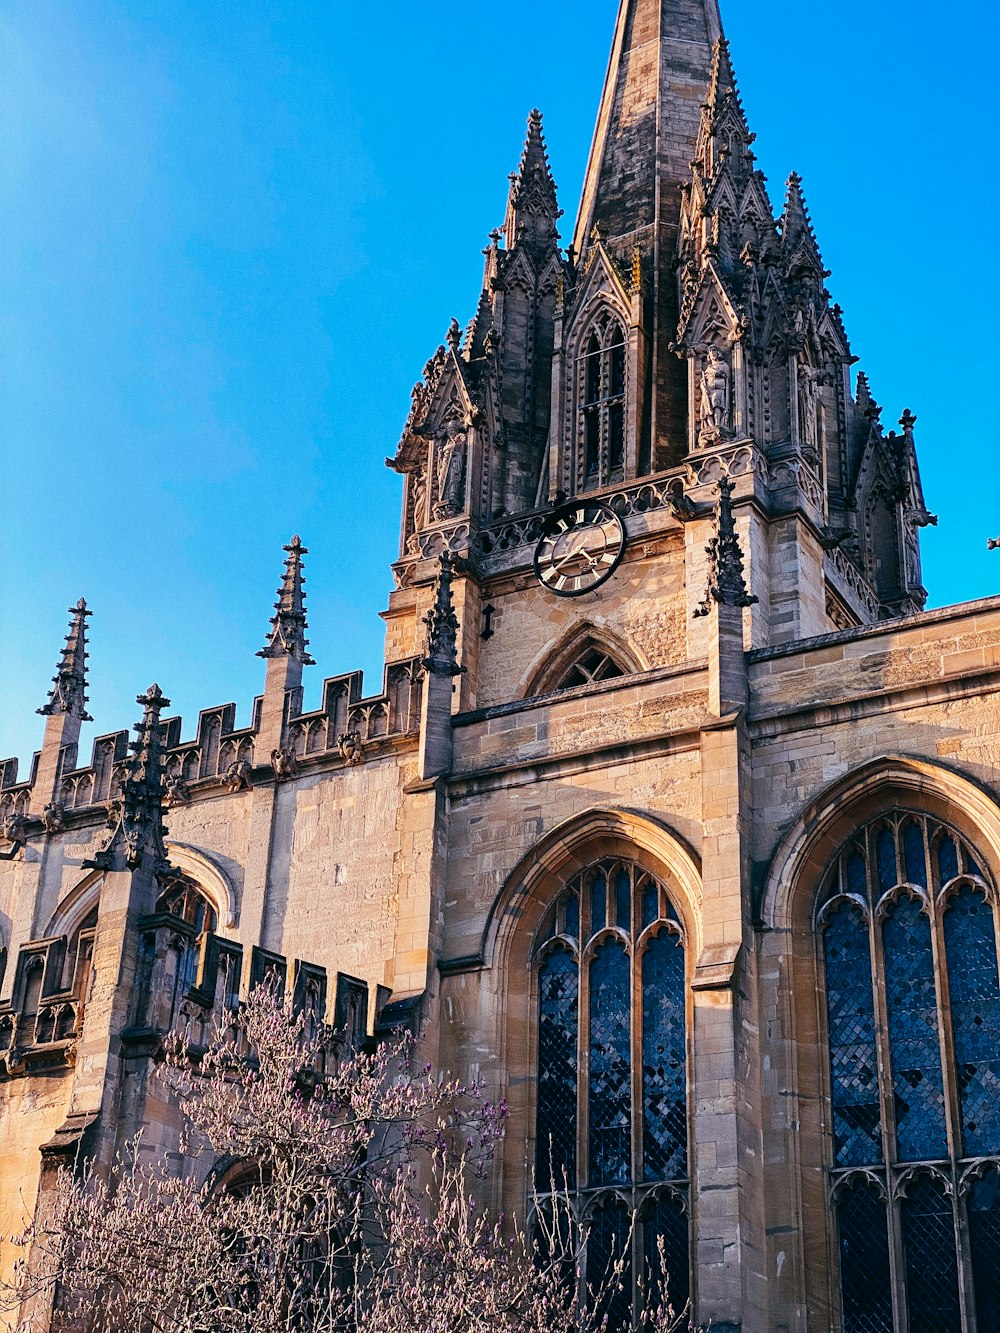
[156,876,218,994]
[579,315,627,491]
[533,858,689,1331]
[818,813,1000,1331]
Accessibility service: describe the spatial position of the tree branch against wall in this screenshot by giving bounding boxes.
[1,986,694,1333]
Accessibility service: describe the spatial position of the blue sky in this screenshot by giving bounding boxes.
[1,0,998,769]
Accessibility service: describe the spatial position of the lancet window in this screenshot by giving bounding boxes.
[156,877,218,993]
[533,858,689,1330]
[818,813,1000,1332]
[578,316,626,490]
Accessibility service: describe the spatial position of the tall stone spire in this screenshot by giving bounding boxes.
[570,0,723,465]
[258,536,315,666]
[573,0,722,254]
[38,599,93,721]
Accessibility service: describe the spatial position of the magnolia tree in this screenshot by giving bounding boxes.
[1,987,691,1333]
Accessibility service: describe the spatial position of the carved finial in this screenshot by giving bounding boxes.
[258,536,316,666]
[507,108,560,224]
[899,408,917,438]
[119,684,171,871]
[447,318,462,352]
[694,478,759,617]
[422,553,464,677]
[38,599,93,721]
[781,171,825,272]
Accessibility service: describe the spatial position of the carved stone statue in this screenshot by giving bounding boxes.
[798,363,820,455]
[164,772,191,807]
[1,813,28,845]
[406,469,428,554]
[338,732,364,767]
[433,422,468,520]
[271,747,298,782]
[224,758,253,793]
[42,804,66,834]
[699,346,731,444]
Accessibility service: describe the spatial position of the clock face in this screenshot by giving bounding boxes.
[533,501,627,597]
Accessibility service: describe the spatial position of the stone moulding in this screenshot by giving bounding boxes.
[390,467,700,587]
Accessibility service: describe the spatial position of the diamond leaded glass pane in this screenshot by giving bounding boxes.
[589,938,631,1185]
[901,1174,962,1333]
[642,931,687,1182]
[536,945,578,1189]
[883,895,948,1161]
[641,879,659,932]
[937,835,959,886]
[614,869,631,934]
[590,870,607,936]
[587,1196,632,1333]
[824,904,882,1166]
[902,821,928,889]
[642,1192,689,1326]
[836,1178,893,1333]
[944,885,1000,1157]
[969,1169,1000,1330]
[876,828,898,895]
[845,849,869,900]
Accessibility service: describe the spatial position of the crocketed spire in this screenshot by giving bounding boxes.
[258,536,316,666]
[504,108,561,255]
[120,684,171,871]
[422,553,464,677]
[38,599,92,721]
[695,478,759,616]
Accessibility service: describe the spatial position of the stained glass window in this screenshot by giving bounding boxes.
[821,813,1000,1332]
[823,903,882,1167]
[642,931,687,1182]
[589,939,631,1186]
[944,886,1000,1156]
[537,945,578,1189]
[533,858,688,1329]
[969,1168,1000,1329]
[641,1191,689,1327]
[882,895,947,1161]
[835,1178,893,1333]
[900,1174,961,1332]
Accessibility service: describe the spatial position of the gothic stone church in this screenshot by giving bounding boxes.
[2,2,999,1330]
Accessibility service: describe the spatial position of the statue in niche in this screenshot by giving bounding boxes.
[406,469,427,555]
[798,363,821,458]
[433,420,468,520]
[699,346,732,444]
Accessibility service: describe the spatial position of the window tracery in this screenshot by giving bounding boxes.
[533,858,688,1330]
[578,315,626,491]
[818,812,1000,1331]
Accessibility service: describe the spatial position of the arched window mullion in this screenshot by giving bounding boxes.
[927,878,965,1177]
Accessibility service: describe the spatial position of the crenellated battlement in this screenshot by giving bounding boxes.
[0,657,424,832]
[0,534,432,843]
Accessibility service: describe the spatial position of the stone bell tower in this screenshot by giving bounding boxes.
[383,0,934,714]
